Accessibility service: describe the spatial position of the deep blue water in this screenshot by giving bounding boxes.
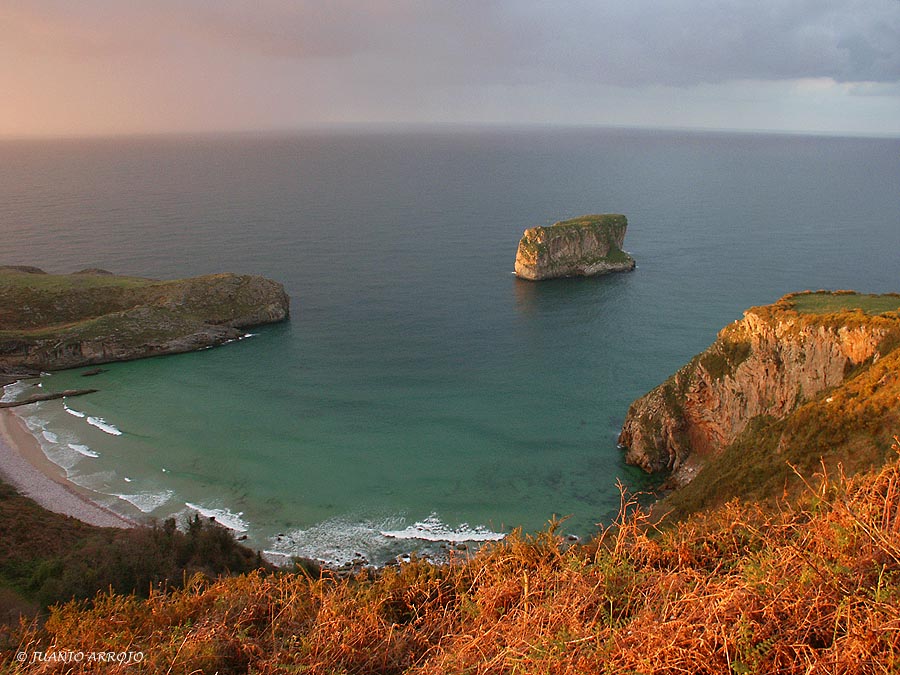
[2,128,898,563]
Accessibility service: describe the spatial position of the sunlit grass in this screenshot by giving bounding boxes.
[789,290,900,316]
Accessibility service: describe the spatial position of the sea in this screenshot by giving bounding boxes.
[2,127,899,565]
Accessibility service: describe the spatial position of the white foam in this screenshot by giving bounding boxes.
[380,514,506,543]
[68,443,99,458]
[265,513,505,567]
[63,404,86,418]
[86,416,122,436]
[1,380,30,403]
[41,429,59,444]
[185,502,249,532]
[114,490,174,513]
[221,333,258,347]
[22,415,51,438]
[266,518,384,566]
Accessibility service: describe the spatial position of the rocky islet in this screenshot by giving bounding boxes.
[514,214,635,281]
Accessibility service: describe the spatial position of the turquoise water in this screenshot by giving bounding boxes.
[2,128,899,563]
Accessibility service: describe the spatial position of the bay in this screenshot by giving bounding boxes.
[2,127,898,563]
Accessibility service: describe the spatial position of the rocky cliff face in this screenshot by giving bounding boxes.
[0,268,290,374]
[514,214,635,281]
[619,292,900,487]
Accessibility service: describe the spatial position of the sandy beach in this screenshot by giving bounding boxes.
[0,407,136,528]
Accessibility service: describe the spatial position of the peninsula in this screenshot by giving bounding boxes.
[0,266,290,378]
[514,214,635,280]
[619,290,900,516]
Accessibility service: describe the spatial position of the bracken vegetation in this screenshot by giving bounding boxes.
[5,442,900,674]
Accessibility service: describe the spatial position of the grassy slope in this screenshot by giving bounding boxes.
[0,271,153,331]
[0,269,275,333]
[0,269,287,373]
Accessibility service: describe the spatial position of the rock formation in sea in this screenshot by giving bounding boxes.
[618,291,900,489]
[514,214,636,281]
[0,266,290,375]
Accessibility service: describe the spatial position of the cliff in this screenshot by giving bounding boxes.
[514,214,635,281]
[619,291,900,496]
[0,267,290,374]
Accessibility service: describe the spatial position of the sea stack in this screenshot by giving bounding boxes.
[514,214,635,281]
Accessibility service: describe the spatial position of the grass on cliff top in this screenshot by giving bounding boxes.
[740,292,900,345]
[0,268,271,336]
[0,268,156,333]
[552,213,627,229]
[6,445,900,674]
[0,268,151,291]
[788,290,900,316]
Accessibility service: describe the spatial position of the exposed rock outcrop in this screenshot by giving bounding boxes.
[619,291,900,487]
[514,214,635,281]
[0,389,98,408]
[0,268,290,374]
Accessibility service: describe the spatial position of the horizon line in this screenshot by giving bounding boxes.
[2,121,899,142]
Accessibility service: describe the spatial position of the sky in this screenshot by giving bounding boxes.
[2,0,900,137]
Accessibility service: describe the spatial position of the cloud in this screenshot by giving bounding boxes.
[169,0,900,87]
[2,0,899,136]
[5,0,900,87]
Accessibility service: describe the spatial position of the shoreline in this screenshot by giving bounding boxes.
[0,407,138,529]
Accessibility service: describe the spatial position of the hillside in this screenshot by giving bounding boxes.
[0,267,289,376]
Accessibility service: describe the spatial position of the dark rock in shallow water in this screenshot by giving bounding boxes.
[0,265,46,275]
[0,388,98,409]
[73,268,114,275]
